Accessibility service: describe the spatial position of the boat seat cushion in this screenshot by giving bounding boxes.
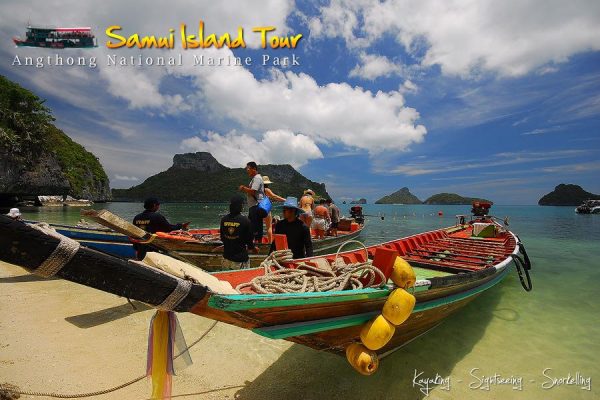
[142,252,239,294]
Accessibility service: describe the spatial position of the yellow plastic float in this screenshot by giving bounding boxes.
[346,256,418,374]
[390,256,416,289]
[360,315,396,350]
[345,343,379,375]
[382,288,416,325]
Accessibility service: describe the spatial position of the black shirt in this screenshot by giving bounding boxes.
[269,218,313,259]
[133,210,182,233]
[220,212,255,262]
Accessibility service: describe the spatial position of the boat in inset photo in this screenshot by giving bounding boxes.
[13,25,97,48]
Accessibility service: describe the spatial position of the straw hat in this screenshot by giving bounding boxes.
[7,208,21,217]
[304,189,315,196]
[262,175,273,185]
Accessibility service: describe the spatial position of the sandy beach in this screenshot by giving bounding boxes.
[0,260,297,400]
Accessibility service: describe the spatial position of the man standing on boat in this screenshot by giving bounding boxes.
[132,197,189,260]
[326,199,340,236]
[239,161,266,242]
[219,195,257,270]
[269,197,313,259]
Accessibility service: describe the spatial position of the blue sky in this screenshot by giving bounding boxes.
[1,0,599,204]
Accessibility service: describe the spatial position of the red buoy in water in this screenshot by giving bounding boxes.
[438,211,443,216]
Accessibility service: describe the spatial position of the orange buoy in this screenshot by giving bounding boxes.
[345,343,379,375]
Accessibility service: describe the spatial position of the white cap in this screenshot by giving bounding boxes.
[7,208,21,217]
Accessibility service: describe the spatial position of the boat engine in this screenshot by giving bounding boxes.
[471,201,492,217]
[350,205,365,225]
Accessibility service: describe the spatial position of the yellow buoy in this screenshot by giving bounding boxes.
[382,288,416,326]
[390,256,416,289]
[345,343,379,375]
[360,315,395,350]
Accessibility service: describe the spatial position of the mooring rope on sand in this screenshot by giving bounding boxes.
[0,321,219,399]
[235,244,386,294]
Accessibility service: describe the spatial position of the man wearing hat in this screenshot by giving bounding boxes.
[6,208,22,221]
[132,197,189,260]
[269,197,313,259]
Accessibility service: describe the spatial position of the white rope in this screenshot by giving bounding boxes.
[156,279,193,311]
[29,223,80,278]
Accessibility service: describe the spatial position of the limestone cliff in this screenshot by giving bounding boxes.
[0,75,111,203]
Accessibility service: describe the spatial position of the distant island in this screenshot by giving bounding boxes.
[375,187,421,204]
[0,75,110,205]
[375,187,491,205]
[423,193,492,205]
[350,198,367,204]
[112,152,329,202]
[538,184,600,206]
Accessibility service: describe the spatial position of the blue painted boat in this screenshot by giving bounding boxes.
[25,221,136,258]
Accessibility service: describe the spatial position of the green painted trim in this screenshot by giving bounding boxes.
[208,283,430,311]
[208,288,390,311]
[252,268,509,339]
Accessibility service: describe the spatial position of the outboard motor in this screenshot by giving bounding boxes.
[471,201,492,218]
[349,205,365,225]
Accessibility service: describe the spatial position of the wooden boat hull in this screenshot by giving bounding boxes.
[2,216,525,360]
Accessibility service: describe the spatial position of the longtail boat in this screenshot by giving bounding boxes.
[0,208,532,374]
[26,211,364,270]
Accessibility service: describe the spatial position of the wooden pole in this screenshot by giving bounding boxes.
[0,216,206,311]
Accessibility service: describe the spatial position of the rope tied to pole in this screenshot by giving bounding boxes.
[29,223,80,278]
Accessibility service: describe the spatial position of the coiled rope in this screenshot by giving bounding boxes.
[236,241,386,294]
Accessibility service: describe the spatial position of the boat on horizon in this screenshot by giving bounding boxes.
[1,205,533,375]
[13,25,98,48]
[575,199,600,214]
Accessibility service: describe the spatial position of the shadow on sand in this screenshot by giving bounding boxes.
[234,283,512,400]
[0,274,58,283]
[65,301,151,328]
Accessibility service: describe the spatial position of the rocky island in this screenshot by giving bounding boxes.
[538,184,600,206]
[0,75,111,205]
[423,193,492,205]
[112,152,329,202]
[375,187,422,204]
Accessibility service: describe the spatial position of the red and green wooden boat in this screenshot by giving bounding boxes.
[0,213,532,371]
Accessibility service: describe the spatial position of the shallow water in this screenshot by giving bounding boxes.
[11,203,600,398]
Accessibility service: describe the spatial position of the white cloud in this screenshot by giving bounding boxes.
[309,0,600,78]
[183,65,426,153]
[521,126,565,136]
[378,149,589,175]
[399,80,418,94]
[180,129,324,168]
[349,52,403,80]
[114,175,139,181]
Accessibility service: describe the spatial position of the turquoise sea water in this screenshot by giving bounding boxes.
[9,203,600,399]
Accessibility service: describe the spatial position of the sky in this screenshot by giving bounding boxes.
[1,0,599,204]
